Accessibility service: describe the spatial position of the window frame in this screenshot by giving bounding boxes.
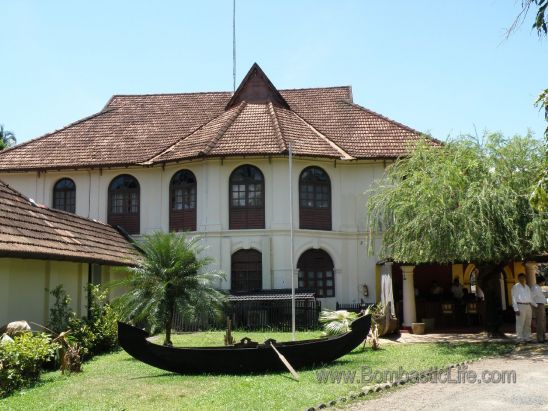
[231,249,263,292]
[299,166,332,230]
[107,174,140,234]
[297,249,335,298]
[229,165,265,229]
[169,169,197,232]
[52,178,76,213]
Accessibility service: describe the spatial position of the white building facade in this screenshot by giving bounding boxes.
[0,63,432,311]
[0,157,386,309]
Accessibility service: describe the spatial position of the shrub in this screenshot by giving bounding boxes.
[68,285,119,359]
[48,285,75,334]
[46,284,119,360]
[0,333,59,397]
[67,318,93,359]
[86,284,119,355]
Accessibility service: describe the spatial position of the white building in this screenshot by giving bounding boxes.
[0,64,436,310]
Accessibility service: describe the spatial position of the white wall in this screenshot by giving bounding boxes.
[0,258,87,326]
[0,157,386,307]
[0,258,129,327]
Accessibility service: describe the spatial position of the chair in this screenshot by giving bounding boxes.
[465,302,480,326]
[441,302,455,327]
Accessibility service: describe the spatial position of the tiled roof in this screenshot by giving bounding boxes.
[0,180,139,266]
[0,64,439,171]
[150,102,348,162]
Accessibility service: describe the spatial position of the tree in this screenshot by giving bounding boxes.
[367,133,547,336]
[529,91,548,212]
[0,125,16,150]
[114,232,227,346]
[509,1,547,37]
[507,1,548,216]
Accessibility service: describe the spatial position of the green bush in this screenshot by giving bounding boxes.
[46,284,119,360]
[87,285,119,355]
[66,318,93,359]
[48,285,75,334]
[68,285,119,359]
[0,333,59,397]
[0,286,119,397]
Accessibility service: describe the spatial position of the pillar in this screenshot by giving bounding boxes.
[43,261,51,325]
[401,265,416,327]
[452,264,464,285]
[261,237,272,290]
[525,261,538,286]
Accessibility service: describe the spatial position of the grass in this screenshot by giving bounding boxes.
[0,330,514,411]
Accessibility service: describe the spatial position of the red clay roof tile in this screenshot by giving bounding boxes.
[0,180,139,266]
[0,65,439,171]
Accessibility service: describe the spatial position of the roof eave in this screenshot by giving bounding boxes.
[0,250,138,267]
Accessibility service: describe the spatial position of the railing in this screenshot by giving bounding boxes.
[172,299,322,332]
[335,302,373,313]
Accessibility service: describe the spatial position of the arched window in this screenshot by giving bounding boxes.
[231,249,262,292]
[52,178,76,213]
[169,170,197,232]
[297,249,335,297]
[299,166,331,230]
[229,165,265,229]
[108,174,140,234]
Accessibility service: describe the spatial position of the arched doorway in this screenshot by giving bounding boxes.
[231,249,262,292]
[297,249,335,298]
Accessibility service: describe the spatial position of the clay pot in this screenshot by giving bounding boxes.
[411,322,426,335]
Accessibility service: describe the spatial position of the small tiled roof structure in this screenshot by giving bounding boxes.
[0,180,139,266]
[227,290,316,302]
[0,63,440,171]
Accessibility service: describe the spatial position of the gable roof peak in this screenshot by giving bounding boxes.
[225,63,290,110]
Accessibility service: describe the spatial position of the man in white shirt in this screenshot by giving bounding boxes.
[511,273,537,342]
[531,275,546,343]
[451,278,464,300]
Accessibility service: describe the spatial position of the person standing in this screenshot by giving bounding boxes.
[531,275,546,343]
[511,273,537,342]
[451,278,465,325]
[451,278,464,300]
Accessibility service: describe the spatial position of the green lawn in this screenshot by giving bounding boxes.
[1,331,513,411]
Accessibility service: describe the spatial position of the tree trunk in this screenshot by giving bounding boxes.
[477,262,506,338]
[163,303,174,347]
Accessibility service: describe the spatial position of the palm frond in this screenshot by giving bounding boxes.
[319,309,358,335]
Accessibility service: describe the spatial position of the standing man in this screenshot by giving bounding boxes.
[511,273,537,342]
[531,275,546,343]
[451,278,465,325]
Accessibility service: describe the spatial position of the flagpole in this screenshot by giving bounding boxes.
[289,142,295,341]
[232,0,236,92]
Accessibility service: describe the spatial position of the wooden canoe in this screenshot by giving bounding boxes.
[118,314,371,374]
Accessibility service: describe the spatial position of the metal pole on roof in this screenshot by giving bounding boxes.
[233,0,236,92]
[289,142,296,341]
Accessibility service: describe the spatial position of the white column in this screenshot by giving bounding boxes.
[525,261,538,287]
[401,265,416,327]
[261,237,272,290]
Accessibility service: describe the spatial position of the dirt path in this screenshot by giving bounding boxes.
[347,345,548,410]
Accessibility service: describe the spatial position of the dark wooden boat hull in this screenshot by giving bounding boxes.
[118,314,371,374]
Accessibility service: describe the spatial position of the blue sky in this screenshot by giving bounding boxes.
[1,1,546,144]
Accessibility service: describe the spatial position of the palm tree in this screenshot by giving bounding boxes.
[0,125,16,150]
[114,232,227,346]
